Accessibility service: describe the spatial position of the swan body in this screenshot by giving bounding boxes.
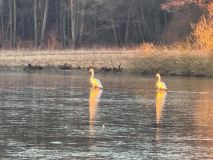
[89,68,103,89]
[156,73,167,91]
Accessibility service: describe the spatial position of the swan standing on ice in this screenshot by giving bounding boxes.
[156,73,167,91]
[89,68,103,89]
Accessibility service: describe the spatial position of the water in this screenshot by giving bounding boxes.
[0,72,212,159]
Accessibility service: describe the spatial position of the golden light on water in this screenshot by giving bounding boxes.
[155,91,167,124]
[89,89,102,137]
[196,93,213,158]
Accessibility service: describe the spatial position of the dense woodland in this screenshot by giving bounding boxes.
[0,0,211,49]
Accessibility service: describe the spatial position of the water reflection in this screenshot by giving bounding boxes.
[1,73,213,159]
[89,89,102,137]
[155,91,167,124]
[196,93,213,159]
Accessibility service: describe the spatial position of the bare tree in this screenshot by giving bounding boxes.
[40,0,49,46]
[70,0,76,48]
[79,0,86,43]
[13,0,16,47]
[70,0,87,48]
[110,9,119,45]
[0,0,4,47]
[34,0,38,46]
[0,0,203,48]
[9,0,12,47]
[125,8,130,45]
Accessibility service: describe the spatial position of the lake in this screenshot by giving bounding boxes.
[0,72,212,159]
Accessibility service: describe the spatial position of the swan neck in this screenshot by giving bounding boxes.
[90,71,94,80]
[157,75,161,82]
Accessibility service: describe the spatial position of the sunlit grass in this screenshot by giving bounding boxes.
[0,49,136,69]
[134,45,213,76]
[0,46,212,76]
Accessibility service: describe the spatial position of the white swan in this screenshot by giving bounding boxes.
[156,73,167,91]
[89,68,103,89]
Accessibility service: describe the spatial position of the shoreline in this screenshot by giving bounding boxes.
[0,49,213,77]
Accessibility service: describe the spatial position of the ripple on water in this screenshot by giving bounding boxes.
[0,73,213,159]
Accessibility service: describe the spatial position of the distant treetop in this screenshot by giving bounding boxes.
[161,0,211,12]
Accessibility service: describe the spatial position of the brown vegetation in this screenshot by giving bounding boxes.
[0,49,135,71]
[191,2,213,51]
[192,16,213,51]
[134,46,213,76]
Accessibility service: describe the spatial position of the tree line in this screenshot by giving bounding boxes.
[0,0,209,49]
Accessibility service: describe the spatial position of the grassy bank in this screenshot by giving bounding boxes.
[0,49,213,77]
[133,53,213,77]
[0,49,135,68]
[133,44,213,76]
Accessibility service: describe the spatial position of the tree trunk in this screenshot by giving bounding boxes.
[110,8,118,45]
[55,0,60,47]
[164,12,167,33]
[62,2,66,47]
[40,0,49,46]
[70,0,76,48]
[59,0,63,47]
[129,3,139,43]
[94,7,97,43]
[34,0,38,46]
[13,0,16,47]
[79,0,86,44]
[134,2,145,42]
[9,0,13,48]
[139,3,151,41]
[125,9,130,45]
[76,0,79,44]
[0,0,4,47]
